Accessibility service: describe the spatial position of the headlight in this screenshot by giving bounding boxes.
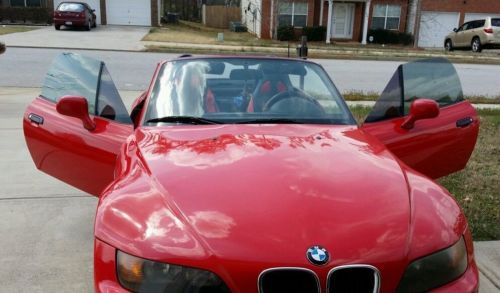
[116,250,230,293]
[397,237,468,292]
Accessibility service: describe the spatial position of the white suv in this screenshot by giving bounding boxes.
[444,17,500,52]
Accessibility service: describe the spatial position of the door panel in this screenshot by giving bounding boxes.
[362,102,478,179]
[23,53,133,196]
[361,58,479,179]
[24,98,132,196]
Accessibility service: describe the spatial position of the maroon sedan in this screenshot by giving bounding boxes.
[53,2,96,31]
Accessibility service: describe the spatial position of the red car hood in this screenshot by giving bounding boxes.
[125,124,411,268]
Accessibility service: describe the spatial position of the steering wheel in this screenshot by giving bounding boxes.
[262,89,325,115]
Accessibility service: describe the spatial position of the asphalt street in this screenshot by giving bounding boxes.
[1,47,500,97]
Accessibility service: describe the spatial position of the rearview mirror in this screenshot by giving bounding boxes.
[56,96,96,131]
[401,99,439,130]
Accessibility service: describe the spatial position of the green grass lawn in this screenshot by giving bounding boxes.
[349,105,500,240]
[0,25,38,35]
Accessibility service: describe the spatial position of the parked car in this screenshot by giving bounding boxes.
[24,54,480,292]
[53,2,97,31]
[445,17,500,52]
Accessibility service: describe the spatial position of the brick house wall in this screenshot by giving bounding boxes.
[421,0,500,24]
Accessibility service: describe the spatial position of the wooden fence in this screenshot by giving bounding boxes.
[203,5,241,29]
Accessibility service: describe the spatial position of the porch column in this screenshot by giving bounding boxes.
[326,0,333,44]
[361,0,371,45]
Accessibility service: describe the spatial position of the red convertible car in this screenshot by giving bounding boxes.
[23,54,479,292]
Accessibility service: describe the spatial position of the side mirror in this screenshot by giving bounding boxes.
[401,99,439,130]
[56,96,96,131]
[92,9,95,12]
[453,28,458,32]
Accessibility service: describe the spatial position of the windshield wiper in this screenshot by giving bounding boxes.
[146,116,221,125]
[235,118,304,124]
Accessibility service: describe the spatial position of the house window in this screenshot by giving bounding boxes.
[278,2,308,27]
[372,4,401,30]
[10,0,42,7]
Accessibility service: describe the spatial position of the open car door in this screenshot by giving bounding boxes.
[361,58,479,179]
[23,53,134,196]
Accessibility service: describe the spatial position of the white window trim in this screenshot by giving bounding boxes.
[280,2,308,28]
[373,4,401,30]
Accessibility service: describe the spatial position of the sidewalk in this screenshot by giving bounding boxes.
[475,241,500,292]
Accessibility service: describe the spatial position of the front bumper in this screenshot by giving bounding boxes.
[94,238,479,293]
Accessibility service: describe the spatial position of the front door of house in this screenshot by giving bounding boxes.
[333,3,355,39]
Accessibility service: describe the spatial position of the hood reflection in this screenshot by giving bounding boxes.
[188,211,236,239]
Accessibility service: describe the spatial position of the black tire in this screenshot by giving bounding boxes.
[445,39,454,52]
[471,37,482,53]
[92,20,96,28]
[55,25,61,30]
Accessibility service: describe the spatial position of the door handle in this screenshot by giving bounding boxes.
[28,113,44,125]
[456,117,473,128]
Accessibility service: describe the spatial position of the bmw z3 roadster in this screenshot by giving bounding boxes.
[23,54,480,292]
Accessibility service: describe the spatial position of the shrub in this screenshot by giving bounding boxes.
[0,7,52,24]
[277,25,295,41]
[368,29,414,45]
[302,26,326,42]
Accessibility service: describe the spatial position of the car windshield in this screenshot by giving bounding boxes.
[144,58,355,125]
[57,3,85,12]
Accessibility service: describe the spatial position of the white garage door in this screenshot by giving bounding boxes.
[464,13,500,22]
[54,0,101,24]
[106,0,151,26]
[418,12,460,48]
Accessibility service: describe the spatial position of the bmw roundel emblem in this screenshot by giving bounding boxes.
[306,245,330,266]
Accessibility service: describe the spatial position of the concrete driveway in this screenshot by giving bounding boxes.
[0,25,149,51]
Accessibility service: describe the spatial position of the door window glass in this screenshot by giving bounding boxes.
[97,67,132,124]
[365,58,464,123]
[365,69,403,123]
[402,58,463,112]
[41,53,101,114]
